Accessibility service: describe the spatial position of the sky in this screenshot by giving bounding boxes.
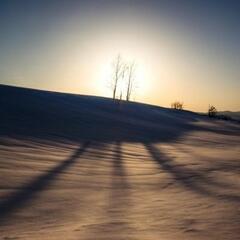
[0,0,239,112]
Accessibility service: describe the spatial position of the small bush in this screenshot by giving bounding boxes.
[217,115,232,121]
[208,105,217,117]
[171,101,184,110]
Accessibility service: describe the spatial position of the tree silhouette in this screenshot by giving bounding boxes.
[171,101,184,110]
[111,55,125,100]
[126,62,136,101]
[208,105,217,117]
[110,55,137,101]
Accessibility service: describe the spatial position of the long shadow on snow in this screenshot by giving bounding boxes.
[106,141,132,229]
[144,143,240,202]
[86,141,132,236]
[0,141,91,222]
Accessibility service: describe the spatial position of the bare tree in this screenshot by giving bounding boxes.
[109,55,137,101]
[126,62,136,101]
[111,55,124,100]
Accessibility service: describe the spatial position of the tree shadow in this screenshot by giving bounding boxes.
[0,141,91,222]
[111,142,129,188]
[78,141,132,239]
[85,142,132,236]
[144,143,240,202]
[107,141,131,223]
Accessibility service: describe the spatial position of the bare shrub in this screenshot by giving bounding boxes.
[208,105,217,117]
[171,101,184,110]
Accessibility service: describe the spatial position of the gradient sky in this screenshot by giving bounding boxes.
[0,0,239,111]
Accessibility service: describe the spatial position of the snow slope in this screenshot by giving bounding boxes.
[0,85,239,240]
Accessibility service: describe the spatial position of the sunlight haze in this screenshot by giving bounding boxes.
[0,0,239,112]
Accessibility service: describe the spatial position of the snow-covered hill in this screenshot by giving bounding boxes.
[0,84,239,240]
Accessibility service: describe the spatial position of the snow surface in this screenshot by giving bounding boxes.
[0,85,239,240]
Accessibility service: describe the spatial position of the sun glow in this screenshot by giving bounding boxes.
[96,55,150,101]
